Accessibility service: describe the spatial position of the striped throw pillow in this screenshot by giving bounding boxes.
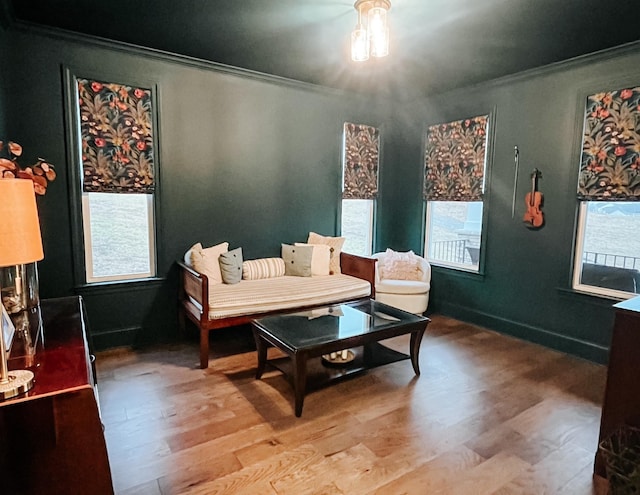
[242,257,286,280]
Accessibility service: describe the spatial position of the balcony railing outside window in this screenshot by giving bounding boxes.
[573,202,640,297]
[430,239,478,266]
[582,252,640,270]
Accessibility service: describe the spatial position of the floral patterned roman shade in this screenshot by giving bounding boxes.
[578,86,640,200]
[342,122,379,200]
[423,115,489,201]
[78,78,155,193]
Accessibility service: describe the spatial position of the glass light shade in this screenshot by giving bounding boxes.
[367,6,387,38]
[370,26,389,57]
[351,26,370,62]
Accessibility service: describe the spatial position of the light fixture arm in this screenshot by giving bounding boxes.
[356,1,362,23]
[354,0,391,14]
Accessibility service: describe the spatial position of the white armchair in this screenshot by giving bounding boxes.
[372,251,431,315]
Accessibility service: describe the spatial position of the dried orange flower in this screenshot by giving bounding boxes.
[0,140,56,195]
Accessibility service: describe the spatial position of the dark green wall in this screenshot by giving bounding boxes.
[6,20,638,363]
[0,2,9,138]
[6,25,385,349]
[379,44,640,363]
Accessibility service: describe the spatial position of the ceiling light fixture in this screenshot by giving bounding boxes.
[351,0,391,62]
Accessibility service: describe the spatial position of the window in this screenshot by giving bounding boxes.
[341,199,374,256]
[423,115,489,271]
[341,122,380,256]
[425,201,483,270]
[573,203,640,297]
[574,86,640,298]
[82,192,155,282]
[75,77,157,283]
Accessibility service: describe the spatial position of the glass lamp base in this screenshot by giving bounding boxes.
[0,263,40,315]
[0,369,34,400]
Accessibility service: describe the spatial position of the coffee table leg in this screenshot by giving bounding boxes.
[293,353,307,417]
[253,328,267,379]
[410,328,426,375]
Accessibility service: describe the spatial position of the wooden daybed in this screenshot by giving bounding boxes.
[178,252,377,368]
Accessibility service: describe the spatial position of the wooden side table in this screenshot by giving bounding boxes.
[594,295,640,482]
[0,296,113,494]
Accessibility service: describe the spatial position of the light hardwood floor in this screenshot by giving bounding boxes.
[96,315,607,494]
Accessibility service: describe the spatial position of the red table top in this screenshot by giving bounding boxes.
[2,296,92,406]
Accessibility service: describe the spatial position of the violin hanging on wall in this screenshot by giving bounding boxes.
[523,168,544,229]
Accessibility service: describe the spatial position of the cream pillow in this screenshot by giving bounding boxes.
[307,232,345,275]
[379,248,423,281]
[188,242,229,285]
[295,243,331,276]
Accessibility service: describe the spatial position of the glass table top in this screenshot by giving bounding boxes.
[252,300,426,350]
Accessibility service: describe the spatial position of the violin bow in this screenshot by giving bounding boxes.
[512,145,520,218]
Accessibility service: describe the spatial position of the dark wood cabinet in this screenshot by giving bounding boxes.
[594,295,640,480]
[0,296,113,494]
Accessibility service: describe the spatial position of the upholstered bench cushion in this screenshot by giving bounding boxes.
[376,279,430,295]
[206,274,370,319]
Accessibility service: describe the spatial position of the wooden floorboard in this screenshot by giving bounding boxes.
[96,315,607,494]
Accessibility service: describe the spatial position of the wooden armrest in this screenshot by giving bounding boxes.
[177,260,210,323]
[177,259,200,278]
[340,252,377,298]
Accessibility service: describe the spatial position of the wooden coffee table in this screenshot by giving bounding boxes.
[251,299,429,417]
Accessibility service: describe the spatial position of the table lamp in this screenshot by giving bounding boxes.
[0,179,44,399]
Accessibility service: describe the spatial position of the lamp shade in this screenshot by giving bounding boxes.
[0,179,44,267]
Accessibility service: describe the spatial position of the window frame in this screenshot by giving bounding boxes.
[63,67,162,286]
[423,200,484,272]
[339,122,380,256]
[572,201,639,300]
[421,112,494,274]
[340,198,375,256]
[569,81,640,300]
[81,192,157,283]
